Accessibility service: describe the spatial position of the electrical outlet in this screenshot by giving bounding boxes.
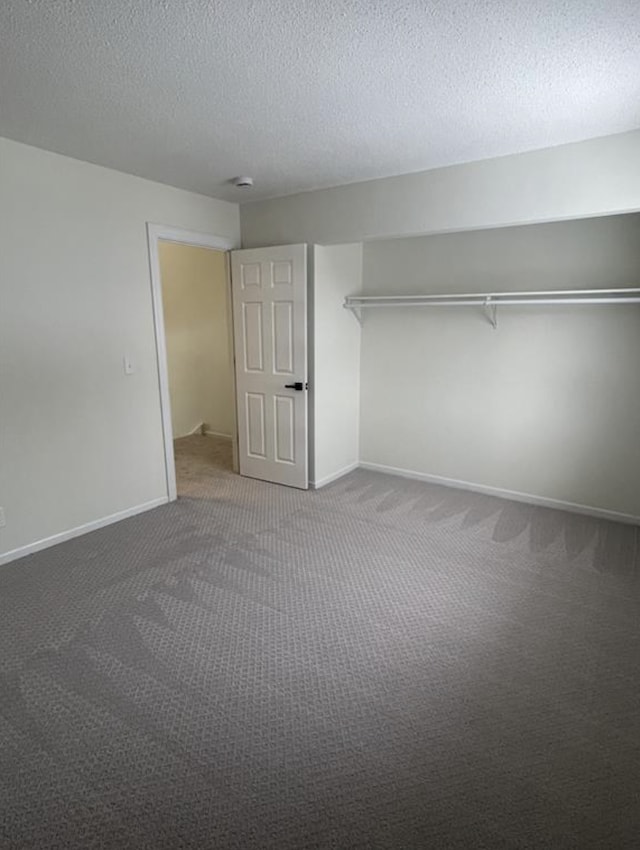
[0,507,5,528]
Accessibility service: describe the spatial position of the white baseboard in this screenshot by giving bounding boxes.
[177,426,233,440]
[311,461,359,490]
[3,463,635,568]
[0,497,169,567]
[359,462,640,526]
[204,430,233,440]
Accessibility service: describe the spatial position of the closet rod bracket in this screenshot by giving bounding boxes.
[483,298,498,329]
[344,303,363,325]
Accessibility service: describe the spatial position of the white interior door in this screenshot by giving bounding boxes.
[231,244,308,489]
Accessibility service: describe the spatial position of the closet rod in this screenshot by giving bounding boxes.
[345,287,640,308]
[343,288,640,327]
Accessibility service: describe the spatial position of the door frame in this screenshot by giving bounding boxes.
[147,223,239,501]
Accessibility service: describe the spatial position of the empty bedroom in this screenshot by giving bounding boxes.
[1,1,639,848]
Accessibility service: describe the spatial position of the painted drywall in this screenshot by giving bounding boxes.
[311,244,362,487]
[0,136,239,562]
[159,243,233,439]
[241,130,640,247]
[359,214,640,518]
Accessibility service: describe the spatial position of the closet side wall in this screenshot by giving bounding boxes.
[360,214,640,518]
[312,244,363,487]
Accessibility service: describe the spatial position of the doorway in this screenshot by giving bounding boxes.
[149,229,312,497]
[147,225,238,501]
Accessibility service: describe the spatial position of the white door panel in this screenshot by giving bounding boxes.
[231,244,308,489]
[242,302,264,371]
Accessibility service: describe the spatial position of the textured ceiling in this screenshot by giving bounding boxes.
[1,1,639,202]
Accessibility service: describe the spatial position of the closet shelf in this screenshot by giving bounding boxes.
[343,288,640,328]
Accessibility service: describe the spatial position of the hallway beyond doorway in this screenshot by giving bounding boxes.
[174,434,233,498]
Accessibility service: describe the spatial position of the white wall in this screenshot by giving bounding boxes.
[359,215,640,518]
[241,130,640,247]
[310,244,362,487]
[159,243,234,439]
[0,137,240,563]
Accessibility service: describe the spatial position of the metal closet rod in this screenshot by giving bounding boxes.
[344,288,640,309]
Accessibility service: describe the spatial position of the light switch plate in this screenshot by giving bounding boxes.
[123,355,135,375]
[0,508,6,528]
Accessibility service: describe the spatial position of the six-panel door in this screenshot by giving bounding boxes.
[230,244,308,489]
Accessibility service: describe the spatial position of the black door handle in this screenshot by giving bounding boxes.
[284,381,308,391]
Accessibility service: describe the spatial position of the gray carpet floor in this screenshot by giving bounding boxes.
[1,437,640,849]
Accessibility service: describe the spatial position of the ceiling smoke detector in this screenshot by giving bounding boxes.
[232,176,254,188]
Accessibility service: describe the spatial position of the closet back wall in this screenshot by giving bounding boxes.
[360,214,640,519]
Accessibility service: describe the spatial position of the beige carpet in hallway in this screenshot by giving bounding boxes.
[174,434,234,498]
